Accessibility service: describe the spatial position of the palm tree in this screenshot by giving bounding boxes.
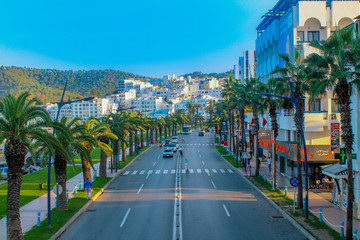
[78,117,115,183]
[306,26,360,238]
[186,102,194,126]
[194,103,202,128]
[271,48,310,208]
[0,92,68,240]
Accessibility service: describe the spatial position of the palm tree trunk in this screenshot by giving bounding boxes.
[253,109,260,177]
[129,132,133,156]
[99,149,107,178]
[146,129,149,146]
[81,153,92,183]
[5,141,26,240]
[122,141,126,162]
[270,103,278,190]
[155,129,158,142]
[150,129,153,144]
[296,134,303,208]
[54,152,68,211]
[140,130,144,148]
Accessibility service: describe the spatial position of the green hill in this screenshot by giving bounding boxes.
[0,66,152,104]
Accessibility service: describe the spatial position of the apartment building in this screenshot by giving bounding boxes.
[130,97,164,114]
[255,0,360,217]
[234,49,256,81]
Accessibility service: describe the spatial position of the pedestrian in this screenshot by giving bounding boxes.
[84,177,93,200]
[267,156,271,173]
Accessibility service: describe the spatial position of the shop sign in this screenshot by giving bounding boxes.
[331,123,340,152]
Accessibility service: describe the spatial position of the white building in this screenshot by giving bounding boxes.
[234,49,255,81]
[130,97,164,114]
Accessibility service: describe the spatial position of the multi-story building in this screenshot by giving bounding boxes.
[188,88,223,99]
[234,49,256,81]
[118,79,153,94]
[255,0,360,217]
[130,97,164,114]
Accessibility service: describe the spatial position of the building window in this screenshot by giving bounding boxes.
[331,98,340,112]
[308,31,320,42]
[308,99,321,111]
[297,31,304,41]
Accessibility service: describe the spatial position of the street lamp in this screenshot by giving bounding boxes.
[261,79,309,219]
[47,78,94,226]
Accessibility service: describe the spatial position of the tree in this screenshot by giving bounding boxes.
[0,92,68,239]
[271,48,310,208]
[306,26,360,239]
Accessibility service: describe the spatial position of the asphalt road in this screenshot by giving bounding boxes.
[58,131,307,240]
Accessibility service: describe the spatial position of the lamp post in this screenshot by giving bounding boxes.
[261,79,309,219]
[47,79,94,226]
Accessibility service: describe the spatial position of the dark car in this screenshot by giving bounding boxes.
[168,142,179,152]
[163,148,174,158]
[199,131,204,136]
[164,139,171,146]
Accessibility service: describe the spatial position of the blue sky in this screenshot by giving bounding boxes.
[0,0,277,77]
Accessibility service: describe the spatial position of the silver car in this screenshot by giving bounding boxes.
[0,167,8,180]
[163,148,174,158]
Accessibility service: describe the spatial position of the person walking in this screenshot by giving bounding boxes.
[267,156,271,173]
[84,177,93,200]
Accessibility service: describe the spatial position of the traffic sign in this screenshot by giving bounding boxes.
[335,148,347,165]
[241,152,249,159]
[290,177,300,187]
[52,183,63,196]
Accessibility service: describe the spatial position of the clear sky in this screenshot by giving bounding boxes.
[0,0,277,77]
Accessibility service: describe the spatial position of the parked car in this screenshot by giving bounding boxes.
[168,142,179,152]
[163,148,174,158]
[0,167,8,180]
[164,139,171,146]
[199,131,204,136]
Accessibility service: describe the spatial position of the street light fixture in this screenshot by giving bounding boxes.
[47,78,94,226]
[261,79,309,219]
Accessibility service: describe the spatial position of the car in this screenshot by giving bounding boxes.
[171,139,178,144]
[168,142,179,152]
[163,148,174,158]
[199,131,204,136]
[171,136,177,141]
[0,167,8,180]
[164,139,171,146]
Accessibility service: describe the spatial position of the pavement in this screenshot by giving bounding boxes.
[237,155,360,235]
[0,159,118,239]
[57,132,306,240]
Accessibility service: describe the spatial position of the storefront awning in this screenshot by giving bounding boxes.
[322,163,356,179]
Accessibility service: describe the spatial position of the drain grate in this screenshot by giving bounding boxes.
[271,216,284,219]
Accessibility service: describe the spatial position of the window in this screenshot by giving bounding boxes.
[331,98,340,112]
[308,98,321,111]
[297,31,304,41]
[308,31,320,42]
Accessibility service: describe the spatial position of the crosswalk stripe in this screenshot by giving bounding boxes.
[212,169,217,173]
[163,170,168,174]
[189,169,194,173]
[171,169,176,174]
[155,170,161,174]
[220,169,225,173]
[140,170,145,175]
[148,170,153,175]
[123,171,130,176]
[204,169,209,173]
[182,169,186,173]
[228,169,234,173]
[131,171,138,175]
[124,168,232,176]
[197,169,202,173]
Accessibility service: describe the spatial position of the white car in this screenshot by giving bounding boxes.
[0,167,8,180]
[163,149,174,158]
[171,136,177,141]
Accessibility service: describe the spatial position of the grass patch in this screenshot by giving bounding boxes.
[0,166,82,219]
[73,148,101,164]
[118,146,150,169]
[24,177,111,240]
[215,146,243,168]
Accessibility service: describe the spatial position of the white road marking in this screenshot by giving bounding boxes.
[227,169,234,173]
[171,169,176,174]
[199,154,201,158]
[163,170,168,174]
[120,208,131,227]
[137,184,144,194]
[189,169,194,173]
[153,161,157,166]
[212,169,217,173]
[148,170,153,175]
[220,169,225,173]
[146,174,150,180]
[182,169,186,173]
[140,170,145,175]
[204,169,210,176]
[223,204,230,217]
[158,155,161,159]
[211,181,216,189]
[131,171,138,175]
[123,171,130,176]
[202,161,205,165]
[198,149,200,153]
[197,169,202,173]
[155,170,161,174]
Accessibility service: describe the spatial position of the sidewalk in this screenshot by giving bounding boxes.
[238,157,360,234]
[0,158,117,239]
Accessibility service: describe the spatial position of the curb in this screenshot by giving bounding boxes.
[50,145,154,240]
[214,146,316,240]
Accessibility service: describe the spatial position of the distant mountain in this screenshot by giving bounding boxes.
[182,70,233,79]
[0,66,153,104]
